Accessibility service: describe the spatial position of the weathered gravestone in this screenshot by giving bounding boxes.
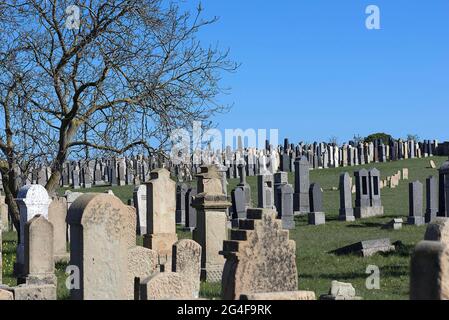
[273,172,294,230]
[143,168,178,271]
[184,187,197,231]
[175,183,188,226]
[15,185,51,278]
[308,183,325,226]
[24,215,56,286]
[48,196,69,262]
[257,174,274,209]
[192,165,231,283]
[221,208,298,300]
[332,238,395,257]
[339,173,355,222]
[127,246,158,300]
[67,194,136,300]
[408,181,425,226]
[139,272,195,300]
[133,185,147,235]
[172,239,201,299]
[0,194,8,232]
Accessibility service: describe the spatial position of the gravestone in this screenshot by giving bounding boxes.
[67,194,136,300]
[426,176,438,223]
[332,238,395,257]
[175,183,188,226]
[172,239,201,299]
[0,195,8,232]
[139,272,195,300]
[257,174,274,209]
[184,187,197,231]
[143,168,178,271]
[24,215,56,286]
[15,185,51,277]
[221,208,298,300]
[48,197,69,262]
[308,183,325,225]
[133,185,147,235]
[408,181,425,226]
[339,173,355,221]
[127,246,158,300]
[424,218,449,243]
[293,157,310,215]
[192,165,231,283]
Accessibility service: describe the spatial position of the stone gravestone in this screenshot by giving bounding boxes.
[426,176,438,223]
[48,196,69,262]
[175,183,188,226]
[231,187,247,228]
[0,194,8,232]
[172,239,201,299]
[67,194,136,300]
[192,165,231,283]
[24,215,56,286]
[143,168,178,271]
[139,272,195,300]
[354,169,384,218]
[408,181,425,226]
[221,208,298,300]
[410,220,449,300]
[15,185,51,278]
[133,185,147,235]
[339,173,355,222]
[127,246,159,300]
[184,187,197,231]
[257,174,274,209]
[308,183,325,225]
[273,172,294,230]
[293,157,310,215]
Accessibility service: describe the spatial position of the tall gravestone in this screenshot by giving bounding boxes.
[15,185,51,278]
[293,157,310,215]
[438,160,449,217]
[184,187,197,231]
[192,165,231,283]
[257,174,274,209]
[273,172,294,230]
[143,169,178,270]
[133,185,147,235]
[48,196,69,262]
[175,183,188,226]
[408,181,425,226]
[426,176,438,223]
[67,194,136,300]
[0,194,8,232]
[339,173,355,221]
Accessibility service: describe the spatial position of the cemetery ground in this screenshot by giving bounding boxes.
[2,156,445,300]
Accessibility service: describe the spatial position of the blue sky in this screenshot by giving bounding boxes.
[183,0,449,144]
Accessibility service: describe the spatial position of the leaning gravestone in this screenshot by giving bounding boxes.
[48,196,69,262]
[67,193,136,300]
[332,238,395,257]
[15,185,51,278]
[143,168,178,271]
[221,208,298,300]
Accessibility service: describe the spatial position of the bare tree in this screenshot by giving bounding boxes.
[0,0,238,233]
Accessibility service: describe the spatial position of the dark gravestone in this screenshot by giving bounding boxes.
[425,176,438,223]
[408,181,425,226]
[231,188,247,227]
[308,183,325,225]
[176,183,188,226]
[184,187,197,231]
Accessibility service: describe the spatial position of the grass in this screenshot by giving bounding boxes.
[2,156,446,300]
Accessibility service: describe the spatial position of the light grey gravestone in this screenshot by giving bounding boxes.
[354,169,384,218]
[382,218,403,230]
[15,185,51,278]
[426,176,438,223]
[133,184,147,235]
[24,215,57,286]
[192,165,231,283]
[408,181,425,226]
[320,281,362,300]
[0,194,9,232]
[308,183,325,226]
[71,167,80,190]
[293,156,310,215]
[48,197,69,263]
[175,183,188,226]
[221,208,298,300]
[257,174,274,209]
[339,173,355,222]
[172,239,201,299]
[67,194,136,300]
[143,168,178,271]
[184,187,197,232]
[82,166,92,189]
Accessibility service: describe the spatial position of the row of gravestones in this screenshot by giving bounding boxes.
[0,165,318,300]
[1,138,443,193]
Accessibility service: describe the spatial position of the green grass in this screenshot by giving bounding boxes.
[2,156,446,300]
